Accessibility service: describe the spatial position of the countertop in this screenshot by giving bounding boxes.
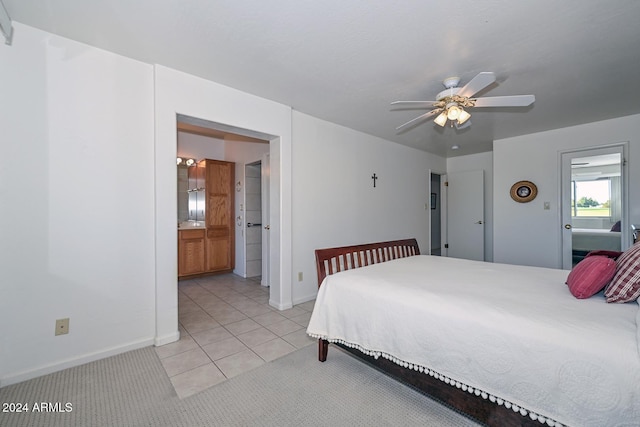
[178,222,205,230]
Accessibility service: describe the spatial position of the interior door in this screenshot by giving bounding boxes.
[561,145,625,269]
[261,153,270,286]
[444,170,485,261]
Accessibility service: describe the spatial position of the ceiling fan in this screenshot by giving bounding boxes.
[391,72,535,130]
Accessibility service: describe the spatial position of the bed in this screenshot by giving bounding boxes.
[572,228,621,253]
[307,238,640,427]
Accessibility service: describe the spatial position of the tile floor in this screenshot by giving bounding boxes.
[155,274,316,398]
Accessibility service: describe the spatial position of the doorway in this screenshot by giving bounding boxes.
[175,115,273,282]
[430,172,442,256]
[561,144,628,269]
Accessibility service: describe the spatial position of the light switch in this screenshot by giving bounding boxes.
[544,201,550,210]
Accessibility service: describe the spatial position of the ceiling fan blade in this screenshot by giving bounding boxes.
[472,95,535,107]
[457,72,496,98]
[391,100,439,108]
[396,109,440,130]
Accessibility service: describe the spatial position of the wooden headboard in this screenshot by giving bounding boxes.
[314,238,420,287]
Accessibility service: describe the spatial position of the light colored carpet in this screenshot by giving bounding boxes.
[0,344,481,426]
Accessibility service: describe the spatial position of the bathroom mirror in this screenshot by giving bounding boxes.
[177,164,189,223]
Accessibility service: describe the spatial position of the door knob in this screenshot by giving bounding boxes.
[564,224,572,229]
[264,225,270,230]
[475,220,483,224]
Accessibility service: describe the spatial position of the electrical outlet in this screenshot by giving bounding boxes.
[55,318,69,336]
[298,272,303,282]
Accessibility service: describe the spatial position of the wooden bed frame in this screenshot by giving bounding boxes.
[314,238,541,427]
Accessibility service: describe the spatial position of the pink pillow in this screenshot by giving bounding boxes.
[585,250,623,260]
[566,256,616,299]
[604,242,640,303]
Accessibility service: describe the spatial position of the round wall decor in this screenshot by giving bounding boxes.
[510,180,538,203]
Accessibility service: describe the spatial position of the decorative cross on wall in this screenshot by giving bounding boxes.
[371,173,378,188]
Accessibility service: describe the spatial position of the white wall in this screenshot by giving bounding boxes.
[494,114,640,268]
[0,24,155,386]
[291,111,446,303]
[225,139,271,164]
[447,151,494,262]
[177,131,225,160]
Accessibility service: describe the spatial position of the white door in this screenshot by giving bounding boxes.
[244,162,262,278]
[561,145,626,269]
[261,153,270,287]
[443,170,485,261]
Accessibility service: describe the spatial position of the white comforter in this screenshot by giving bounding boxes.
[307,255,640,427]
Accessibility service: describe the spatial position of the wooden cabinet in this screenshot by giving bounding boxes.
[204,159,234,272]
[178,158,235,278]
[178,229,205,276]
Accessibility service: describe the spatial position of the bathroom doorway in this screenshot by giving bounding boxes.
[175,117,272,284]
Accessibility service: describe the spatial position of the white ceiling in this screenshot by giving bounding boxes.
[5,0,640,157]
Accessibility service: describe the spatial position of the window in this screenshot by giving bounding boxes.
[571,179,611,217]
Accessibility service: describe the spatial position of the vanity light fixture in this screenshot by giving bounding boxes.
[177,157,197,166]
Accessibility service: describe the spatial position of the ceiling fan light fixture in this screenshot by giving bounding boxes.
[457,109,471,124]
[391,71,535,132]
[446,104,462,121]
[434,111,448,127]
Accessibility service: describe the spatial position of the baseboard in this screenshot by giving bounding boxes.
[232,268,247,278]
[269,299,293,311]
[155,329,180,346]
[0,337,155,388]
[292,293,317,306]
[269,293,316,310]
